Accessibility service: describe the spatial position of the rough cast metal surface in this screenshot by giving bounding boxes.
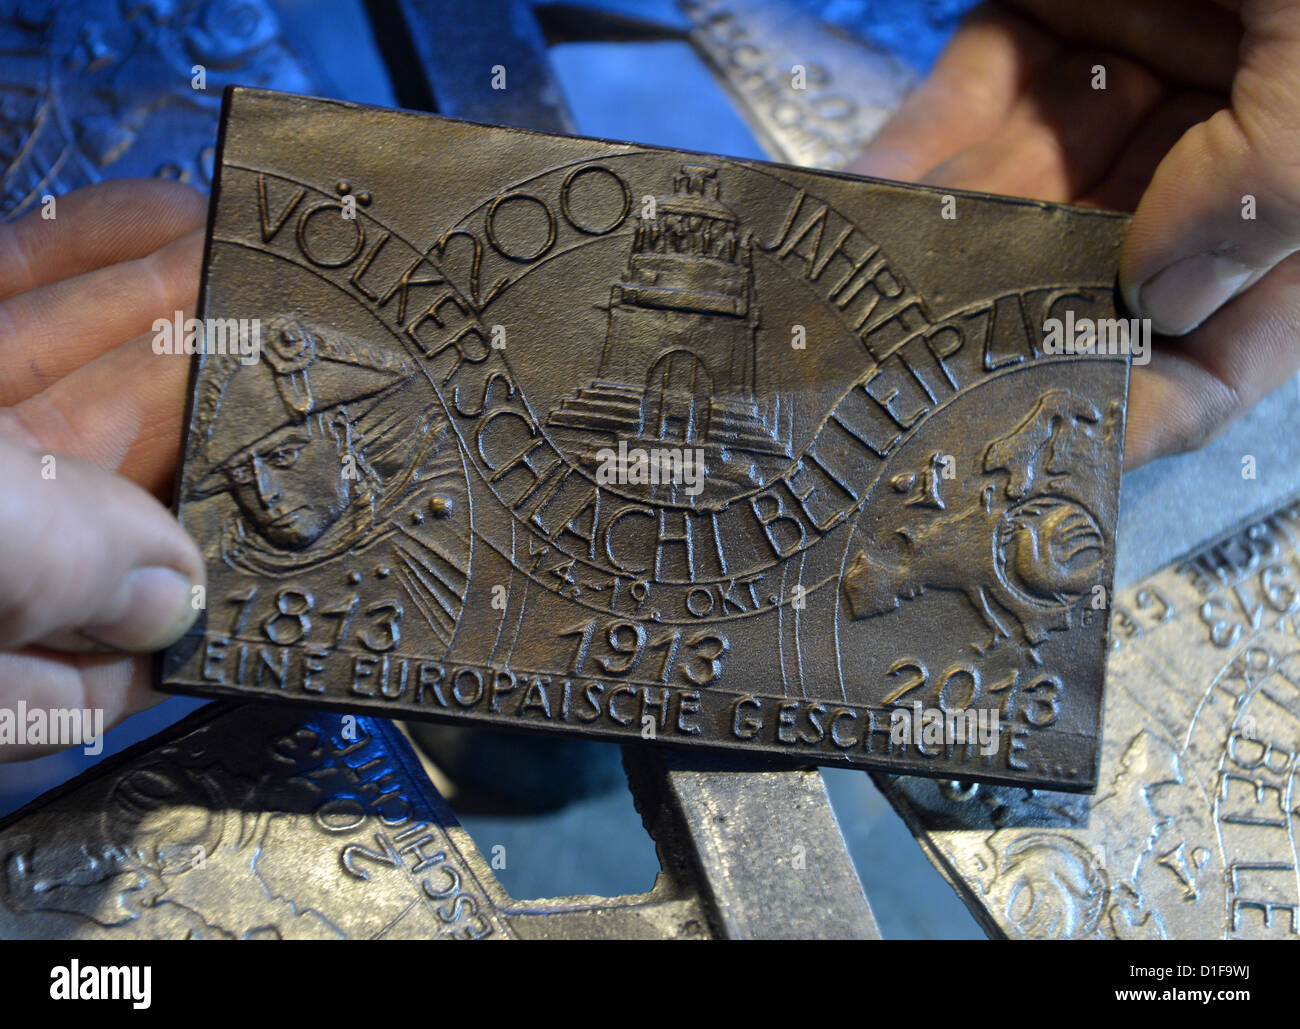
[392,0,576,134]
[1115,379,1300,589]
[161,87,1131,790]
[624,747,879,938]
[0,703,877,939]
[875,497,1300,939]
[0,704,515,939]
[679,0,915,169]
[0,0,313,220]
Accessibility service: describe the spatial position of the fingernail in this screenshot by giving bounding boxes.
[84,567,201,653]
[1137,254,1252,336]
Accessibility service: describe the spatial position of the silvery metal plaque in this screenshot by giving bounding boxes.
[161,88,1131,790]
[0,703,879,939]
[680,0,915,170]
[0,704,513,939]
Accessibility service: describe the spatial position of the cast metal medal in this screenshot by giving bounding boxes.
[161,88,1132,790]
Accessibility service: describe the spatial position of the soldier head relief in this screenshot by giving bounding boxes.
[189,314,408,559]
[221,411,366,551]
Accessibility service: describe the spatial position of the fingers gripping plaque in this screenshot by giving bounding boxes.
[162,88,1132,791]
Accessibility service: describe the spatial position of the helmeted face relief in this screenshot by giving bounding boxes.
[223,417,352,550]
[187,315,414,554]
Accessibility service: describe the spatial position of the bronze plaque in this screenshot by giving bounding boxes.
[161,87,1131,790]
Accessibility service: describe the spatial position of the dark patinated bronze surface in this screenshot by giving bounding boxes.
[875,497,1300,939]
[162,87,1131,790]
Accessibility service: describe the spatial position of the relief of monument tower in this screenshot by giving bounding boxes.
[548,164,791,502]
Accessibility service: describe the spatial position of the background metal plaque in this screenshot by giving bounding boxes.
[679,0,914,169]
[0,703,877,940]
[875,498,1300,939]
[0,704,514,939]
[0,0,314,220]
[161,87,1130,790]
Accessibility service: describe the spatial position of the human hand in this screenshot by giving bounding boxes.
[0,179,208,759]
[849,0,1300,466]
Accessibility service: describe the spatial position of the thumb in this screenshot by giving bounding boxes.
[0,434,204,653]
[1121,0,1300,336]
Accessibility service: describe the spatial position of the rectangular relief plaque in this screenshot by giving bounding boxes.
[162,87,1131,790]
